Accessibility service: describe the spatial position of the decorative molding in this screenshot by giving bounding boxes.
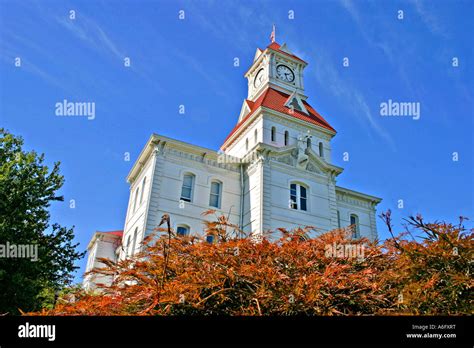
[164,147,240,173]
[306,162,321,174]
[336,193,370,209]
[276,154,293,166]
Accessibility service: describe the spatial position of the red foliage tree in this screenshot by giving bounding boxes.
[29,210,473,316]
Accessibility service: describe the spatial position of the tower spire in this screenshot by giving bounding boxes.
[270,24,276,43]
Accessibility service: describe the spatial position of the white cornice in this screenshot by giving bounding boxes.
[86,231,121,250]
[128,133,247,183]
[336,186,382,205]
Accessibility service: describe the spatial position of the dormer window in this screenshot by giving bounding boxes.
[284,92,309,115]
[289,97,302,111]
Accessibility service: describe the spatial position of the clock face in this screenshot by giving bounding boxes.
[276,65,295,82]
[254,68,265,88]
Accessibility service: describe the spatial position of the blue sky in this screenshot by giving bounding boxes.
[1,0,472,283]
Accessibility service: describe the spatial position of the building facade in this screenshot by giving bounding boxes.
[83,37,381,289]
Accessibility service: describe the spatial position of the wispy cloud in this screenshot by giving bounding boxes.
[411,0,448,38]
[310,49,396,150]
[278,9,396,151]
[338,0,428,100]
[55,14,125,61]
[339,0,396,63]
[173,50,229,99]
[0,42,69,94]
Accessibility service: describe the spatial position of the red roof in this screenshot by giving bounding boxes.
[99,230,123,237]
[221,87,335,149]
[266,42,307,64]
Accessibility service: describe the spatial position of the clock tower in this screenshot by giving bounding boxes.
[222,29,337,164]
[245,41,308,102]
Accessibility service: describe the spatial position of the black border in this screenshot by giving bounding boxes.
[0,315,471,346]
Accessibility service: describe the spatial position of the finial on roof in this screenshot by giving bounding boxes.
[270,24,276,43]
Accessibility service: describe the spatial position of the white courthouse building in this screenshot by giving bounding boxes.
[83,36,381,289]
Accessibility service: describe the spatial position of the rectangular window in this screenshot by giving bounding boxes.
[350,215,359,238]
[209,181,221,208]
[180,174,194,202]
[300,186,307,211]
[290,183,308,211]
[290,183,298,209]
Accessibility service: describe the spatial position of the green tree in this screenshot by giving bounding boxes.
[0,128,85,314]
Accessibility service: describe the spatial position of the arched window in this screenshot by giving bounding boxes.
[125,235,131,257]
[209,180,222,208]
[206,235,215,243]
[254,129,258,144]
[133,187,140,212]
[306,137,312,149]
[319,142,324,158]
[131,227,138,255]
[271,126,276,142]
[139,177,146,204]
[284,131,289,146]
[180,173,195,202]
[350,214,360,238]
[245,138,249,151]
[290,183,308,211]
[177,225,190,236]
